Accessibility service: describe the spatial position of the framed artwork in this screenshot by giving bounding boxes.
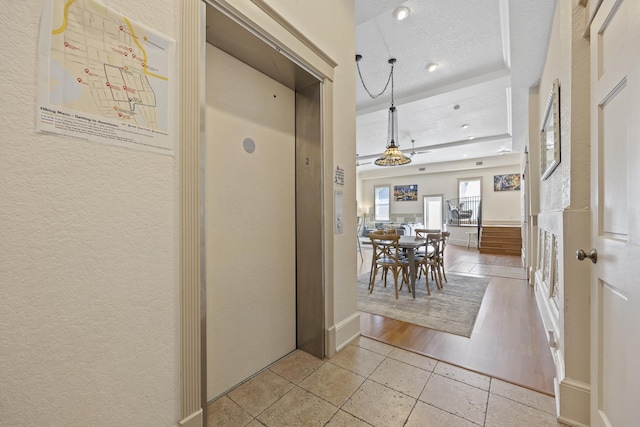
[541,79,561,180]
[493,174,521,191]
[393,185,417,201]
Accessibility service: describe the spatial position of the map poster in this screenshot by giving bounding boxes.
[37,0,176,155]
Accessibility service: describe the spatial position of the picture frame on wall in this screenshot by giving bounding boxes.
[493,174,521,191]
[393,185,418,201]
[540,79,561,180]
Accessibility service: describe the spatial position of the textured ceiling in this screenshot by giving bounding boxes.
[355,0,556,172]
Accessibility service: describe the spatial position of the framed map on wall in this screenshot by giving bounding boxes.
[394,185,418,201]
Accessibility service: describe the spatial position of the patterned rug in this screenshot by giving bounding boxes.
[357,272,490,338]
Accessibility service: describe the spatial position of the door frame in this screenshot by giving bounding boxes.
[179,1,337,425]
[422,194,444,230]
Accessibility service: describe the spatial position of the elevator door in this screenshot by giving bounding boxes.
[205,44,296,400]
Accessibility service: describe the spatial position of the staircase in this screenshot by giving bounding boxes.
[479,226,522,256]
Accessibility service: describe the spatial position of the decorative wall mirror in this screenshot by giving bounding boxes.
[540,79,560,180]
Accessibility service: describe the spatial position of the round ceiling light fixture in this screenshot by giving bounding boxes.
[393,6,411,21]
[427,63,439,72]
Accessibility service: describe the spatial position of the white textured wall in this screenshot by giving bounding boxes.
[537,0,591,212]
[359,163,523,224]
[0,1,179,425]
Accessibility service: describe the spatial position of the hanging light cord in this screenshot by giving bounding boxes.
[355,55,395,100]
[390,60,395,107]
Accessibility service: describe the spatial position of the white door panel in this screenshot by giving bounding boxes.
[205,44,296,400]
[590,0,640,425]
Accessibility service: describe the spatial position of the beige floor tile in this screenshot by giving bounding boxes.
[490,379,556,415]
[268,349,324,384]
[226,370,294,417]
[354,336,396,356]
[328,345,385,377]
[419,373,488,425]
[342,380,416,427]
[256,387,337,427]
[245,420,264,427]
[435,362,491,391]
[207,396,254,427]
[485,393,563,427]
[325,410,373,426]
[405,401,477,427]
[388,347,437,372]
[298,362,366,406]
[369,357,431,398]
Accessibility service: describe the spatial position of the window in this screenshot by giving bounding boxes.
[458,178,482,199]
[374,185,390,221]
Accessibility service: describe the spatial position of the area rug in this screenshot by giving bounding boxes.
[357,272,490,338]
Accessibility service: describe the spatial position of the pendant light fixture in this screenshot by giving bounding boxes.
[356,55,411,166]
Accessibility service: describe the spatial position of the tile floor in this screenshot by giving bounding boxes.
[207,336,567,427]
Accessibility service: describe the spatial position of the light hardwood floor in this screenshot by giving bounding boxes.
[358,242,556,396]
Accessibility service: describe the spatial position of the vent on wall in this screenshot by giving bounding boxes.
[418,167,426,171]
[476,161,483,166]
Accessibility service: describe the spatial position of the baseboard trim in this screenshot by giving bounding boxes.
[448,238,470,247]
[179,409,203,427]
[333,312,361,354]
[557,415,589,427]
[556,378,590,427]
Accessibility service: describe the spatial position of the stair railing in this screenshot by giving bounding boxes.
[445,196,481,226]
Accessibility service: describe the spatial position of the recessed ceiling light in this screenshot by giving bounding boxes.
[393,6,411,21]
[461,124,469,129]
[427,63,439,72]
[463,154,468,158]
[468,136,475,140]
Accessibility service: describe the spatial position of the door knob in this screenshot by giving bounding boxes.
[576,248,597,264]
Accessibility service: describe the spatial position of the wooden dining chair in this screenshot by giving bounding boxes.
[414,239,439,295]
[368,232,408,299]
[414,228,440,257]
[438,231,451,283]
[414,228,440,236]
[420,233,442,291]
[356,216,364,261]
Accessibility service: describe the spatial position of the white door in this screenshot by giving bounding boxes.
[423,195,443,230]
[589,1,640,425]
[205,44,296,400]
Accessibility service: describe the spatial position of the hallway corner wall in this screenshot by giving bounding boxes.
[0,1,180,425]
[531,1,592,425]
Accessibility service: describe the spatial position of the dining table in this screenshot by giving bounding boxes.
[398,235,428,298]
